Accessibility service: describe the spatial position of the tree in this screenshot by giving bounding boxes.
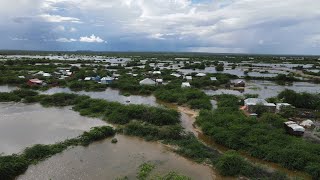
[215,63,224,71]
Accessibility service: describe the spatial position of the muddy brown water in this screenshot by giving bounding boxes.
[0,103,107,155]
[17,135,216,180]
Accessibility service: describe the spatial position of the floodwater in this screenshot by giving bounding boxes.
[0,103,107,155]
[18,135,216,180]
[178,66,287,78]
[204,80,320,99]
[42,87,159,107]
[0,85,17,92]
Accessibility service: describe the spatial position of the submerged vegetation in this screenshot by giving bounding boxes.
[0,126,115,180]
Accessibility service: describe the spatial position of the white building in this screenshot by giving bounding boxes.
[139,78,156,86]
[156,79,163,84]
[196,73,206,77]
[181,82,191,88]
[185,76,193,81]
[171,73,181,78]
[276,103,291,111]
[210,77,217,81]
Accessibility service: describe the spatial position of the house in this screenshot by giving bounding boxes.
[35,71,45,76]
[284,121,305,136]
[171,73,181,78]
[153,71,161,75]
[27,79,43,86]
[195,73,206,77]
[276,103,291,111]
[244,98,276,113]
[156,79,163,85]
[43,73,52,77]
[181,82,191,88]
[185,76,193,81]
[300,120,315,129]
[94,76,101,82]
[234,80,245,87]
[84,77,92,81]
[139,78,156,86]
[101,77,114,84]
[210,77,217,81]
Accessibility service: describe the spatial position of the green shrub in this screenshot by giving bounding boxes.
[216,151,252,176]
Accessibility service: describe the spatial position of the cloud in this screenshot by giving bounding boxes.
[38,14,82,23]
[56,38,77,42]
[54,25,65,31]
[79,34,106,43]
[11,37,28,41]
[69,27,77,32]
[1,0,320,54]
[56,35,106,43]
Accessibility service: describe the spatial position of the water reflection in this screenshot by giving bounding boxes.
[0,103,107,155]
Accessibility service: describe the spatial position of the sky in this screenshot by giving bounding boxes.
[0,0,320,54]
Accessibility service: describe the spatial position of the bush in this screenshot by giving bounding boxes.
[80,126,115,146]
[216,151,252,176]
[0,92,21,102]
[0,155,29,180]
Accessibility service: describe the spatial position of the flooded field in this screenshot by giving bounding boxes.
[204,80,320,99]
[42,87,159,107]
[0,103,107,155]
[18,135,216,180]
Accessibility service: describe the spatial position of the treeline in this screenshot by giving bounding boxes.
[196,94,320,179]
[278,89,320,110]
[0,126,115,180]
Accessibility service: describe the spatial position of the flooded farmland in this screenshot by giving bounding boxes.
[204,80,320,99]
[0,103,107,155]
[18,135,216,180]
[42,87,159,107]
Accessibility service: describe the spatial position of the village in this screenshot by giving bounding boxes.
[0,52,320,179]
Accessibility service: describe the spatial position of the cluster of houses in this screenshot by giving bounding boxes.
[84,76,116,84]
[243,98,318,136]
[244,98,292,115]
[26,69,74,86]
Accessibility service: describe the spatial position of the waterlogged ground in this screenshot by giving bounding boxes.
[42,87,159,106]
[0,103,107,155]
[18,135,215,180]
